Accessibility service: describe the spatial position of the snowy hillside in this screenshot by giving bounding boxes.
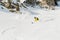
[0,1,60,40]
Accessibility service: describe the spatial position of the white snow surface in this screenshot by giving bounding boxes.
[0,2,60,40]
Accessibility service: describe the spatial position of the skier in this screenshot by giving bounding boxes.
[32,17,39,24]
[34,17,39,22]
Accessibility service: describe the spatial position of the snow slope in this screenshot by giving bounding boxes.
[0,3,60,40]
